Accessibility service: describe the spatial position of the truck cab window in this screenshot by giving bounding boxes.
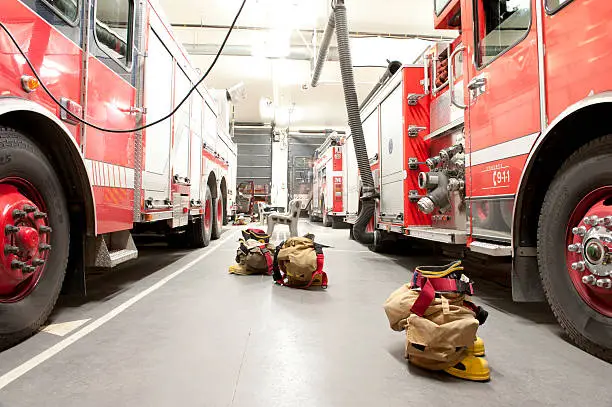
[435,0,452,15]
[546,0,573,12]
[42,0,78,22]
[95,0,133,65]
[475,0,531,67]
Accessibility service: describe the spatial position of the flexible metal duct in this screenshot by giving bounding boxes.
[311,1,376,244]
[359,60,402,109]
[311,13,336,88]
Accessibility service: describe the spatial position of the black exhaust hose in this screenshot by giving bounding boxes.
[333,2,375,244]
[311,13,335,88]
[359,60,402,110]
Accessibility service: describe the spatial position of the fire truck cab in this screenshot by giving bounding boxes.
[346,0,612,359]
[310,132,347,228]
[0,0,237,349]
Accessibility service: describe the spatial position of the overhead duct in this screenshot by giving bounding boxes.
[310,0,376,244]
[359,60,402,109]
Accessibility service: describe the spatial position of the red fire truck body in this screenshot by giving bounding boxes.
[346,0,612,358]
[0,0,237,347]
[310,133,346,228]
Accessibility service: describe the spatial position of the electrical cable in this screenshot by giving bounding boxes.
[0,0,246,133]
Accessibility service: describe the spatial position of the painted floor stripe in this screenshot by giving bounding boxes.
[41,319,91,337]
[0,230,239,391]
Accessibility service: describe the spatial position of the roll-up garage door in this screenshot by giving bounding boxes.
[234,125,273,203]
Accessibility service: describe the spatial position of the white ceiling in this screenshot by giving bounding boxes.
[158,0,457,130]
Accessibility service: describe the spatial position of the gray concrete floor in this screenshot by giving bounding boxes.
[0,220,610,407]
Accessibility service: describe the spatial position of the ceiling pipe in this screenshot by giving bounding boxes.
[171,23,456,42]
[183,43,339,61]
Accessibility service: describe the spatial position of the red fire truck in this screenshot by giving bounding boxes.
[0,0,237,348]
[346,0,612,359]
[310,132,347,228]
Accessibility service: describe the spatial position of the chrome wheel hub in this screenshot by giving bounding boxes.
[570,217,612,288]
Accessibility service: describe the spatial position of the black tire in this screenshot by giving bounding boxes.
[349,225,355,240]
[222,196,228,226]
[189,185,213,248]
[0,128,70,350]
[538,136,612,362]
[369,229,385,253]
[322,199,332,227]
[212,196,223,240]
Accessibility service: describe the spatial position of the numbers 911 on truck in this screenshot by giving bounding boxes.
[342,0,612,361]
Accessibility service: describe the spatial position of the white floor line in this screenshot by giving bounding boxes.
[0,230,240,391]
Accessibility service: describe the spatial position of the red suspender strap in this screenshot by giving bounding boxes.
[410,278,435,317]
[413,274,474,295]
[260,248,274,276]
[300,253,327,289]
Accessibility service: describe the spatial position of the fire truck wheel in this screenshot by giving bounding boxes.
[0,127,69,350]
[211,197,223,240]
[189,185,213,248]
[322,203,332,227]
[222,197,228,226]
[538,136,612,362]
[369,229,386,253]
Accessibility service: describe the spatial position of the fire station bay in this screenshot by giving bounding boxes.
[2,0,612,404]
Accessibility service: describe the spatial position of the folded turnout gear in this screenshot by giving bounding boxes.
[228,237,275,276]
[272,235,328,289]
[383,260,490,382]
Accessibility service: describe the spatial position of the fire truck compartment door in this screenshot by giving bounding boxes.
[190,92,203,200]
[345,135,360,216]
[463,0,540,237]
[379,84,405,218]
[143,28,173,202]
[362,109,379,161]
[172,65,192,182]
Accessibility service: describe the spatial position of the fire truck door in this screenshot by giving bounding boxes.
[462,0,541,238]
[86,0,138,233]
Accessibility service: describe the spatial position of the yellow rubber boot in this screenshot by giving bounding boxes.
[467,336,485,357]
[444,354,490,382]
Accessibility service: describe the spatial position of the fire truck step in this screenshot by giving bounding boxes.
[406,226,468,244]
[469,241,512,257]
[86,231,139,269]
[108,249,139,268]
